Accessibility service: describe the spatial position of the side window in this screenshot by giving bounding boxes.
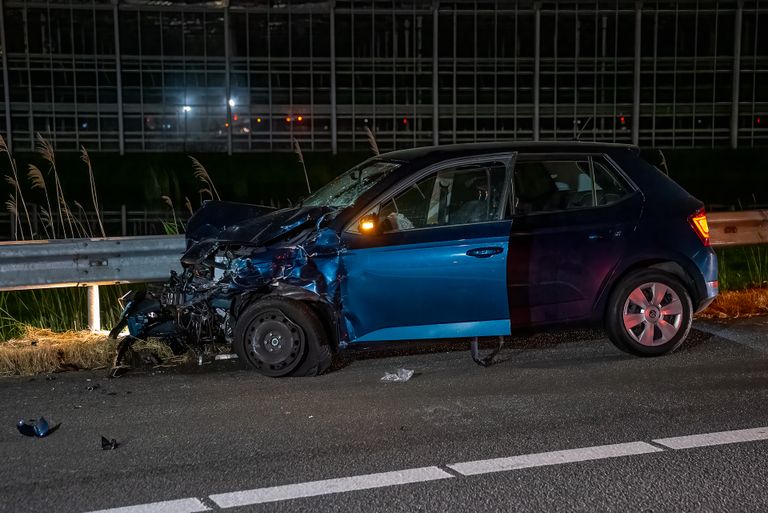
[511,157,632,215]
[512,160,594,214]
[378,160,508,233]
[592,159,630,206]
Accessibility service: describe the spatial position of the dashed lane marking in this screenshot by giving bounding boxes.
[654,426,768,450]
[85,498,210,513]
[81,425,768,512]
[447,441,663,476]
[208,466,453,508]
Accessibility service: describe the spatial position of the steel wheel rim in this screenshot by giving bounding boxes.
[622,282,683,347]
[246,308,305,373]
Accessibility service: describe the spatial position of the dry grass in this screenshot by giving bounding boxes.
[0,327,116,376]
[0,327,188,376]
[697,287,768,319]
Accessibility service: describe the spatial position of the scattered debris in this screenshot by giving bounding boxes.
[469,336,505,367]
[17,417,59,438]
[214,353,238,361]
[108,335,190,377]
[86,384,100,392]
[381,368,415,382]
[100,436,119,450]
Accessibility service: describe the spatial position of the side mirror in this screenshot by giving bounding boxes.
[358,214,379,235]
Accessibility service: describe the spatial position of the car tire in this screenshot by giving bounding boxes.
[233,297,332,377]
[605,269,693,357]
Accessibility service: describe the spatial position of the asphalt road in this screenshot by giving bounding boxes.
[1,318,767,513]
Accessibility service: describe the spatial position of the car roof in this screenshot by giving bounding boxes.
[378,141,639,165]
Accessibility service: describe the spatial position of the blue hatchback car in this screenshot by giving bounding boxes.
[113,142,718,377]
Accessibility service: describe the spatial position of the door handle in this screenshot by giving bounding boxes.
[588,228,623,240]
[466,247,504,258]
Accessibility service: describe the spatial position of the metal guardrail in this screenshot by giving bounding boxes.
[708,210,768,247]
[0,235,185,331]
[0,235,185,291]
[0,211,765,331]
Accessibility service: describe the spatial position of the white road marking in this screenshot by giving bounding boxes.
[447,442,663,476]
[209,466,453,508]
[84,498,210,513]
[653,426,768,450]
[83,425,768,512]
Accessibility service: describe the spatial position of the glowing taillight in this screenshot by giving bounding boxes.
[689,208,710,246]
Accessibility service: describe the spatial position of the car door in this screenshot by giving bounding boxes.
[506,154,642,325]
[339,154,516,343]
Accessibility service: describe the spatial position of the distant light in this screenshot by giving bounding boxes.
[182,105,192,112]
[256,117,262,123]
[81,122,88,129]
[619,115,626,124]
[233,114,238,121]
[225,122,230,128]
[758,117,762,125]
[285,116,292,123]
[297,115,303,122]
[228,98,236,108]
[402,117,408,125]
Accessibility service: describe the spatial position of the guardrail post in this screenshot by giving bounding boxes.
[87,285,101,332]
[121,204,127,235]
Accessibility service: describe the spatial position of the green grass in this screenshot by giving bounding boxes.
[0,285,133,341]
[716,246,768,291]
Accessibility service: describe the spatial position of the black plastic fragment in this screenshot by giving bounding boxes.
[101,436,118,450]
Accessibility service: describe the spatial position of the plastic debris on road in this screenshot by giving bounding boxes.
[381,368,415,382]
[101,436,119,450]
[17,417,59,438]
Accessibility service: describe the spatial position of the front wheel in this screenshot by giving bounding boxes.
[233,298,332,377]
[605,270,693,357]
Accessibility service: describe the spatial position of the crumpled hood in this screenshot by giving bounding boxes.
[186,200,333,247]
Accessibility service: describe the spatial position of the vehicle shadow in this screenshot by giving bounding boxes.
[329,326,717,373]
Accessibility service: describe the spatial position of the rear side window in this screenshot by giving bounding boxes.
[511,156,630,215]
[592,159,630,206]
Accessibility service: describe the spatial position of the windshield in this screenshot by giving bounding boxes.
[302,160,400,209]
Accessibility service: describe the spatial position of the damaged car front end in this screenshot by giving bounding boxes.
[110,160,400,377]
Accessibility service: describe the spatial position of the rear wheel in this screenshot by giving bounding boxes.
[606,270,693,356]
[233,298,332,377]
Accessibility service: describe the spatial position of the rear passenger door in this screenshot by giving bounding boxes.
[506,154,642,325]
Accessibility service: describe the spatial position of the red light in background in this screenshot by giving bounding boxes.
[233,114,238,121]
[619,115,626,124]
[757,117,762,125]
[402,117,408,125]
